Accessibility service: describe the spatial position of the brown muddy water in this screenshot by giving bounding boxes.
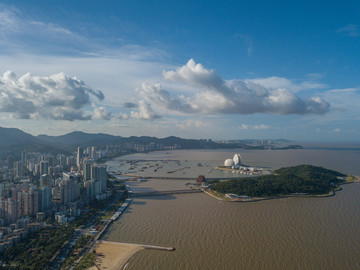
[104,148,360,270]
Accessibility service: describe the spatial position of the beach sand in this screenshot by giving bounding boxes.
[90,241,144,270]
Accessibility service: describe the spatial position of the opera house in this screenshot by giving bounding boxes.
[224,153,242,167]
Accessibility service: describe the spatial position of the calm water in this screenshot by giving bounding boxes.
[104,148,360,270]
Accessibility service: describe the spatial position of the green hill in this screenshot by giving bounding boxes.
[211,165,345,197]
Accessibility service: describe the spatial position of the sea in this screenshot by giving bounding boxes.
[104,146,360,270]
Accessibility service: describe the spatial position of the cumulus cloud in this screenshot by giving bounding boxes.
[0,71,105,121]
[93,106,112,120]
[130,100,161,120]
[138,59,330,117]
[118,112,129,119]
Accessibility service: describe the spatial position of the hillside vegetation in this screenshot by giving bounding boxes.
[211,165,345,197]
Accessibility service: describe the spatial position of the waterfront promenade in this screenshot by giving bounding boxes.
[77,180,185,269]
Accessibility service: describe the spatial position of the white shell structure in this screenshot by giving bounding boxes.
[224,159,235,167]
[233,153,242,165]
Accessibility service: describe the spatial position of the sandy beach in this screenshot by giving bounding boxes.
[91,241,144,270]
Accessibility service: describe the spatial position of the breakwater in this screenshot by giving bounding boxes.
[130,189,202,197]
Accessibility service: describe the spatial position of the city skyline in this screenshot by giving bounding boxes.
[0,1,359,142]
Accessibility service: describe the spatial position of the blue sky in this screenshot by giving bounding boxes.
[0,0,359,142]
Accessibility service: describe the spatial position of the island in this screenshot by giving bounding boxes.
[207,165,357,201]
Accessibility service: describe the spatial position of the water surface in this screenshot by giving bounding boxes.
[105,148,360,270]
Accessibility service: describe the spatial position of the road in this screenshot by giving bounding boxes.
[48,189,124,269]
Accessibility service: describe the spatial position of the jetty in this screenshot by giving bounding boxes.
[96,241,176,251]
[139,244,175,251]
[130,189,203,197]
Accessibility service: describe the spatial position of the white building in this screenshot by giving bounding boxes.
[233,154,242,166]
[224,159,234,167]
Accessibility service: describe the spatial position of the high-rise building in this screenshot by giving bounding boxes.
[59,155,66,167]
[0,199,5,222]
[91,165,107,192]
[40,161,49,175]
[39,187,52,211]
[21,150,26,163]
[6,198,20,224]
[7,156,16,170]
[82,160,93,180]
[46,156,54,167]
[14,161,23,177]
[91,146,96,160]
[85,179,100,200]
[27,160,35,174]
[76,147,83,169]
[0,198,19,225]
[23,190,39,216]
[66,156,76,166]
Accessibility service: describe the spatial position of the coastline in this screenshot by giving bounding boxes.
[204,189,336,203]
[90,240,175,269]
[100,152,360,269]
[91,241,144,270]
[204,175,359,203]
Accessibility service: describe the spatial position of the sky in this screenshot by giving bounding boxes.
[0,0,359,142]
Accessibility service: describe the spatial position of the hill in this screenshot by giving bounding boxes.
[0,126,303,157]
[0,127,39,146]
[0,127,71,158]
[37,131,121,146]
[211,165,345,197]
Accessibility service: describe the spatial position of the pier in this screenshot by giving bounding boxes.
[130,189,203,197]
[140,244,176,251]
[95,241,175,251]
[121,174,244,181]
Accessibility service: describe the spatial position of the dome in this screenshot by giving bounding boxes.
[224,159,234,167]
[233,154,242,165]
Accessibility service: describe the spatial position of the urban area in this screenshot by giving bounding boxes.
[0,144,135,268]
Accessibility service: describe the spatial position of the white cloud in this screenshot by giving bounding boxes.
[0,71,105,121]
[322,87,360,113]
[0,4,169,60]
[176,119,209,130]
[0,5,85,54]
[130,100,161,120]
[337,24,360,37]
[138,59,330,117]
[238,124,270,130]
[0,7,18,29]
[118,112,129,120]
[247,76,326,92]
[163,59,225,90]
[328,88,359,93]
[93,106,112,120]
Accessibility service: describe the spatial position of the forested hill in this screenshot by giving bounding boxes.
[211,165,346,197]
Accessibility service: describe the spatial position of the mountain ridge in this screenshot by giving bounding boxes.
[0,127,302,154]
